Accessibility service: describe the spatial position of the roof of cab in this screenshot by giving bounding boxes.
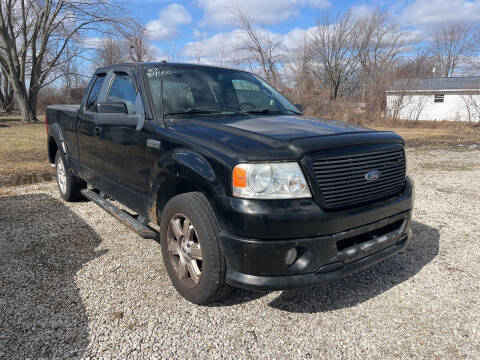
[94,62,245,74]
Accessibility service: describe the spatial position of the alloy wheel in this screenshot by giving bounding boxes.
[56,157,67,194]
[166,213,203,287]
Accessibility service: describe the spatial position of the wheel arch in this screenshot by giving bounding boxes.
[47,124,68,165]
[47,135,59,164]
[148,148,227,224]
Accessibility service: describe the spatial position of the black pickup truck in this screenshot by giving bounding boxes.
[46,62,414,304]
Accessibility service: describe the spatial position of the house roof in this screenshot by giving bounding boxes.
[387,76,480,93]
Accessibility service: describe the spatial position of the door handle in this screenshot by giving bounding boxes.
[94,126,103,135]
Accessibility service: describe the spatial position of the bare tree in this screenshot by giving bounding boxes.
[120,23,154,63]
[93,37,129,67]
[214,34,229,66]
[310,10,358,99]
[60,41,89,103]
[0,0,129,123]
[191,41,203,64]
[408,94,427,121]
[462,94,480,122]
[354,9,405,111]
[396,48,436,79]
[430,24,475,77]
[466,28,480,71]
[0,67,14,112]
[163,41,182,63]
[284,34,313,105]
[233,7,284,86]
[387,91,408,119]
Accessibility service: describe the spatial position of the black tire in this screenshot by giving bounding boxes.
[159,192,233,304]
[55,151,86,202]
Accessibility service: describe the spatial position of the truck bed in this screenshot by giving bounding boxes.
[47,104,80,112]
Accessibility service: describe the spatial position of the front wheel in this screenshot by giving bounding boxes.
[159,192,233,304]
[55,151,86,202]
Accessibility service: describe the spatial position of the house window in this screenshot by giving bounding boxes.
[434,94,444,103]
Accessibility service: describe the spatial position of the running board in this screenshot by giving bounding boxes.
[80,189,157,239]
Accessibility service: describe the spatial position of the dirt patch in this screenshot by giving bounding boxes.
[0,172,55,187]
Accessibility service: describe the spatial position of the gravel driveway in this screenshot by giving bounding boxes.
[1,147,479,359]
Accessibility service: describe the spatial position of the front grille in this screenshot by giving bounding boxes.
[312,147,406,209]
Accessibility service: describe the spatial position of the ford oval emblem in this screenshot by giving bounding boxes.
[365,170,380,181]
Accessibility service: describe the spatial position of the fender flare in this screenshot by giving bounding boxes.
[48,124,75,174]
[148,148,226,221]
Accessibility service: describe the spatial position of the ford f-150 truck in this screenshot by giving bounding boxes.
[46,62,414,304]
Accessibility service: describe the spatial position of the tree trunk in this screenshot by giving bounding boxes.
[5,92,14,112]
[332,82,340,99]
[28,89,39,122]
[9,76,36,123]
[16,94,36,123]
[0,89,14,113]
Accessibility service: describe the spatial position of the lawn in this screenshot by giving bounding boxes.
[0,114,478,189]
[0,114,53,188]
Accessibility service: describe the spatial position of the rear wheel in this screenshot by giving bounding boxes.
[55,151,86,202]
[160,192,233,304]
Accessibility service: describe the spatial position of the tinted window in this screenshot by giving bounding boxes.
[144,67,299,117]
[232,79,275,108]
[106,73,138,114]
[85,74,106,111]
[162,80,195,114]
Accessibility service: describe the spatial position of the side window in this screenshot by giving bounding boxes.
[106,72,138,114]
[85,74,106,111]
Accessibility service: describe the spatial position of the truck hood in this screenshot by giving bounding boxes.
[176,115,367,140]
[171,115,404,161]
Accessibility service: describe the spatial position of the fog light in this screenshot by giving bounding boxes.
[284,248,298,266]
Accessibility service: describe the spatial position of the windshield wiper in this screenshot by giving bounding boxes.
[246,109,277,114]
[165,107,250,116]
[164,108,219,116]
[246,108,302,115]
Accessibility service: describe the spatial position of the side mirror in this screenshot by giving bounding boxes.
[294,103,304,113]
[97,101,128,114]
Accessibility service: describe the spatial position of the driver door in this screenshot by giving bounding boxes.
[94,70,149,213]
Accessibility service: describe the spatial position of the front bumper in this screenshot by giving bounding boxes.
[215,177,414,291]
[223,218,411,291]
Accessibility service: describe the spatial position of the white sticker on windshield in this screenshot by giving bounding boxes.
[146,68,173,77]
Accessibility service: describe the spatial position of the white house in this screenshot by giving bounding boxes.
[386,77,480,122]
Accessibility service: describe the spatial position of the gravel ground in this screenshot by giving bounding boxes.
[0,147,479,359]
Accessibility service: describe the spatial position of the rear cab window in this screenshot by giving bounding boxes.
[85,73,106,112]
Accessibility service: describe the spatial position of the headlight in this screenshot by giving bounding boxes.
[232,162,311,199]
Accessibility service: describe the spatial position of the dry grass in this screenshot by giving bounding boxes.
[0,115,53,187]
[0,113,478,188]
[373,124,480,147]
[0,113,45,124]
[308,104,480,147]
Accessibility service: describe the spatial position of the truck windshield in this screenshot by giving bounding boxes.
[143,66,301,117]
